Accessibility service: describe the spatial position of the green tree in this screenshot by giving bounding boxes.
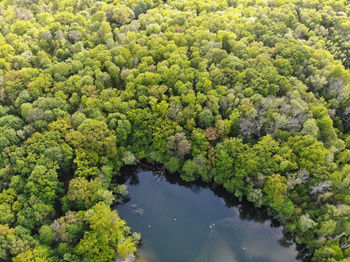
[75,202,137,261]
[198,109,214,128]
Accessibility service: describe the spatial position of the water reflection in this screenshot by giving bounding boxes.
[115,165,311,262]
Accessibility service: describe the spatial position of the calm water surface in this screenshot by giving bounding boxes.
[117,168,306,262]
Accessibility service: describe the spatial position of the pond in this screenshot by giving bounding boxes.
[116,167,309,262]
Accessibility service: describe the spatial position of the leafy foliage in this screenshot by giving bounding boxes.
[0,0,349,261]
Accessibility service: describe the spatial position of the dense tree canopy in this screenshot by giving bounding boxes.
[0,0,349,261]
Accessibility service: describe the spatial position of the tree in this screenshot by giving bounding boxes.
[181,160,197,182]
[75,202,137,261]
[51,211,86,245]
[263,173,294,219]
[39,225,55,246]
[214,138,248,198]
[13,246,52,262]
[115,119,131,145]
[191,128,209,157]
[311,105,337,147]
[167,132,191,159]
[247,188,264,208]
[198,109,214,128]
[302,118,320,138]
[263,174,288,203]
[250,135,280,176]
[287,135,329,176]
[313,243,344,261]
[63,177,113,211]
[66,119,117,158]
[24,165,61,205]
[0,203,15,224]
[165,156,181,173]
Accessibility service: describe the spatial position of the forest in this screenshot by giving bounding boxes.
[0,0,349,261]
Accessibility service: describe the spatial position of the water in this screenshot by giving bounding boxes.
[116,167,308,262]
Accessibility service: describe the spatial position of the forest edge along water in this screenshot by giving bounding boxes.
[115,164,312,262]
